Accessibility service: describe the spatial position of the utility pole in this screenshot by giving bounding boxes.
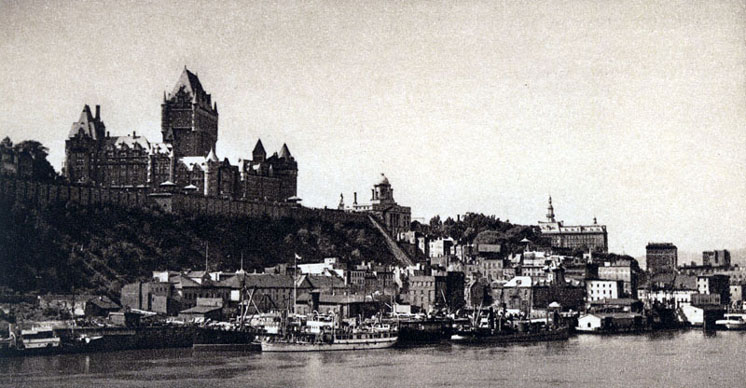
[205,242,209,273]
[293,253,298,315]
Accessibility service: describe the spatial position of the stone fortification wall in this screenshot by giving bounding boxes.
[0,176,365,224]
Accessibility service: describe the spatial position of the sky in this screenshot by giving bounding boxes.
[0,0,744,257]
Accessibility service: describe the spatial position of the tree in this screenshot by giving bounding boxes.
[13,140,59,182]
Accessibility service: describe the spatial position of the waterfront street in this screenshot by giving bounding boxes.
[2,330,744,388]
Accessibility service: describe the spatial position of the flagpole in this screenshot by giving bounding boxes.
[293,253,297,315]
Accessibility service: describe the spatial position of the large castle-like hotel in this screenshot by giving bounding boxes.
[63,68,297,201]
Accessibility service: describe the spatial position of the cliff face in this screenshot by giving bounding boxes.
[0,201,394,295]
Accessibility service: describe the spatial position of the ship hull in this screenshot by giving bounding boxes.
[261,336,398,352]
[450,327,569,344]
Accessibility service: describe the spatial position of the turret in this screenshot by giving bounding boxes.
[546,196,556,222]
[252,139,266,162]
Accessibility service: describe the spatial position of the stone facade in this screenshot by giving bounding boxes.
[344,174,411,236]
[537,197,608,253]
[63,68,298,202]
[646,242,678,274]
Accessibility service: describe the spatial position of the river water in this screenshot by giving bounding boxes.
[2,330,744,388]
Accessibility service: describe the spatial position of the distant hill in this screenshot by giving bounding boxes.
[0,201,395,295]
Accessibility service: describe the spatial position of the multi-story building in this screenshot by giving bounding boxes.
[702,250,731,268]
[597,261,640,299]
[697,274,730,306]
[638,272,697,309]
[342,174,411,236]
[63,68,297,202]
[646,242,678,274]
[408,271,464,312]
[586,279,624,302]
[493,266,585,313]
[537,197,608,253]
[478,257,506,281]
[429,237,455,258]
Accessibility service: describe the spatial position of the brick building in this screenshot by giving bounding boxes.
[702,250,730,268]
[646,242,678,274]
[63,68,297,202]
[408,272,464,312]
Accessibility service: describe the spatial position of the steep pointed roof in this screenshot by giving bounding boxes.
[169,67,208,104]
[278,143,292,159]
[252,139,266,156]
[206,147,219,163]
[68,105,104,139]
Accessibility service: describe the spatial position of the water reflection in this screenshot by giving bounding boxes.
[1,330,745,388]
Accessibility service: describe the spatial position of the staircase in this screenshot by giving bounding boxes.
[367,215,414,267]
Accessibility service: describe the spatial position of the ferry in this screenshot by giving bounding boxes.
[715,313,746,330]
[261,327,398,352]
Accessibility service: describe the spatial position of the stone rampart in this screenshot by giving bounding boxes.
[0,176,366,224]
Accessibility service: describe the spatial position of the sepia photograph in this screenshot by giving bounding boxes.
[0,1,744,387]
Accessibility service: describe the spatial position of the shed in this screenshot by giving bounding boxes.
[178,305,222,322]
[85,296,120,317]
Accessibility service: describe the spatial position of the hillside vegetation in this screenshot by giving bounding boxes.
[0,201,394,295]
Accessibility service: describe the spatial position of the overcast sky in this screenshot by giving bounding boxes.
[1,0,744,256]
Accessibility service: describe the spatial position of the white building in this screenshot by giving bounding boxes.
[586,280,624,302]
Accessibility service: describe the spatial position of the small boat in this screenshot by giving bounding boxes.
[715,313,746,330]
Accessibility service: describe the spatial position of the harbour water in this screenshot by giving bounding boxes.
[2,330,744,388]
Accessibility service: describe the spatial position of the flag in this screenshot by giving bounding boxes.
[295,253,302,261]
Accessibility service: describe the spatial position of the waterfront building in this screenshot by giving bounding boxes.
[586,280,624,302]
[84,296,121,317]
[638,272,697,309]
[730,282,745,309]
[63,68,298,202]
[646,242,678,274]
[341,174,411,237]
[697,274,730,306]
[122,270,313,316]
[597,260,640,299]
[702,250,731,268]
[493,266,585,314]
[408,271,464,312]
[537,197,608,253]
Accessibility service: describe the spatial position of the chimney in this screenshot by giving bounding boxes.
[133,131,137,138]
[106,131,110,138]
[95,105,100,120]
[353,192,358,205]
